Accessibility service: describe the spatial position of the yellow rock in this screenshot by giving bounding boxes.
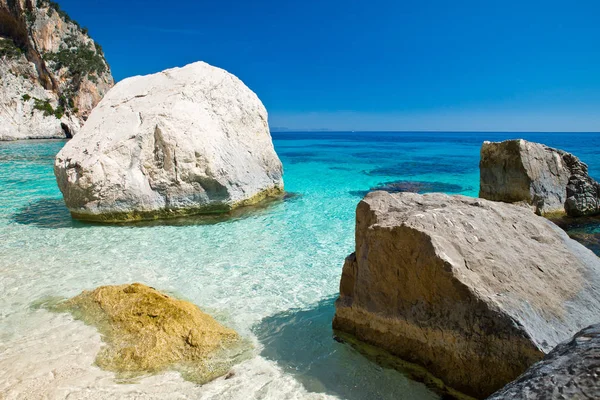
[54,283,249,383]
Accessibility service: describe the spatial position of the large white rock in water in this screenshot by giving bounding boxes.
[54,62,283,222]
[333,191,600,398]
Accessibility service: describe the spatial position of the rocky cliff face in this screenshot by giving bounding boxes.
[333,191,600,398]
[0,0,113,140]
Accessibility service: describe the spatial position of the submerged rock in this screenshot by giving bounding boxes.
[333,191,600,398]
[349,180,464,198]
[54,61,284,222]
[488,324,600,399]
[53,283,248,383]
[0,0,113,140]
[480,139,600,217]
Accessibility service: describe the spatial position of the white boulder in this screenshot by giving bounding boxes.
[54,62,283,222]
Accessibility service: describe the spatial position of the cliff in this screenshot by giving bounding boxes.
[0,0,113,140]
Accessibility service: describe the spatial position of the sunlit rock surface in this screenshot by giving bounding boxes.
[54,61,284,222]
[480,139,600,217]
[333,191,600,398]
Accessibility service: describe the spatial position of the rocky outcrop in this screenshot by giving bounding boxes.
[53,283,249,383]
[54,61,284,222]
[333,191,600,398]
[0,0,113,140]
[488,324,600,399]
[480,139,600,217]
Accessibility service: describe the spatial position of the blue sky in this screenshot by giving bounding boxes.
[59,0,600,131]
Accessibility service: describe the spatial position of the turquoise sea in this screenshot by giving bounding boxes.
[0,132,599,399]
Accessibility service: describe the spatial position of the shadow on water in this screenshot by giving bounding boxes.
[11,193,302,229]
[11,198,87,228]
[253,297,440,400]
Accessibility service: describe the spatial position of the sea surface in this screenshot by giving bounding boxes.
[0,131,599,399]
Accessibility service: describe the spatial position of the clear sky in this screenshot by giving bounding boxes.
[58,0,600,132]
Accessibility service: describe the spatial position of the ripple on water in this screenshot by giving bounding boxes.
[364,161,476,177]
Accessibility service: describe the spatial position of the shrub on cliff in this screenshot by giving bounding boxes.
[41,0,78,27]
[44,42,107,78]
[0,38,23,59]
[32,98,64,119]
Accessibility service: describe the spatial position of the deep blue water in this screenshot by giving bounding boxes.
[0,131,598,399]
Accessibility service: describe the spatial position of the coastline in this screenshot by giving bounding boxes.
[1,132,599,399]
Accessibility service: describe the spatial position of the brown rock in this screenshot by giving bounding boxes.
[53,283,249,383]
[479,139,600,217]
[333,191,600,398]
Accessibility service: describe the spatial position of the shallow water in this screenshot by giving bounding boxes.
[0,132,599,399]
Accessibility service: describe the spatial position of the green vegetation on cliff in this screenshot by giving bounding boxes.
[0,38,23,59]
[41,0,78,27]
[30,97,65,119]
[0,0,113,137]
[43,42,107,78]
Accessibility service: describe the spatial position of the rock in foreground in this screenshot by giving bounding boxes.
[54,61,283,222]
[480,139,600,217]
[54,283,248,383]
[488,324,600,399]
[333,191,600,398]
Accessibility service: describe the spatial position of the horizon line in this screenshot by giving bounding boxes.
[269,129,600,134]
